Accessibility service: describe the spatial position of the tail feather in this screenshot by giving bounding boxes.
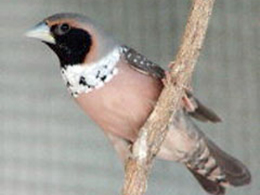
[185,138,251,195]
[164,110,250,194]
[188,167,225,195]
[205,139,251,186]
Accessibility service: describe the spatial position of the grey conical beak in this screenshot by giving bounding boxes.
[25,22,55,44]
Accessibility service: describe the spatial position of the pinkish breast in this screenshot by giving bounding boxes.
[75,62,163,142]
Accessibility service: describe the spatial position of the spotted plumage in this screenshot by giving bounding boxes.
[60,47,120,96]
[26,13,251,195]
[121,45,165,79]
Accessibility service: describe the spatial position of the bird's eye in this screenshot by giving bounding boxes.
[60,23,70,33]
[54,23,71,35]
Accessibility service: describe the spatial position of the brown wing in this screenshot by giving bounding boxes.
[121,45,221,123]
[121,45,165,79]
[184,91,222,123]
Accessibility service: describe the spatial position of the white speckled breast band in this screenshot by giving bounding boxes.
[60,47,121,97]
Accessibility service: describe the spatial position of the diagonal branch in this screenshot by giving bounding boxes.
[123,0,215,195]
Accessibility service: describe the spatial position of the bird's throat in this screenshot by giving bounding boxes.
[60,47,121,97]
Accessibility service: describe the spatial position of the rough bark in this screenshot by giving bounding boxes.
[123,0,215,195]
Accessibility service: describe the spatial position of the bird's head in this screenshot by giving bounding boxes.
[26,13,118,67]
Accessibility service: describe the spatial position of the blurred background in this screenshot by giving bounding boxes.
[0,0,259,195]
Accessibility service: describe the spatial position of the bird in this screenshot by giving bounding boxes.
[26,13,251,195]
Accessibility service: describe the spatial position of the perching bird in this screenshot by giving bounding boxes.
[26,13,251,195]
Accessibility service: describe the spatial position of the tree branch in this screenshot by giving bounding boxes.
[123,0,215,195]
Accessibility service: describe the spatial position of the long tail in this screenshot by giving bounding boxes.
[185,137,251,195]
[160,109,251,194]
